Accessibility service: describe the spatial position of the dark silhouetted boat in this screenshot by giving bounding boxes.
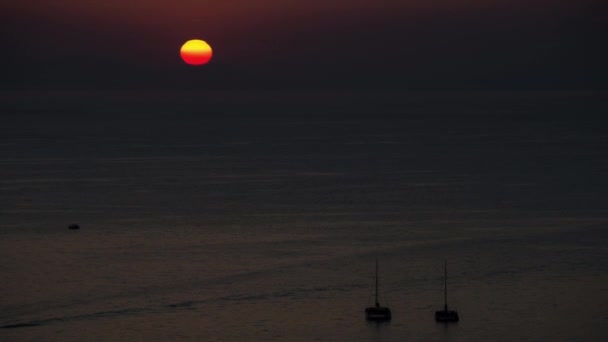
[365,259,391,321]
[68,224,80,230]
[435,260,459,322]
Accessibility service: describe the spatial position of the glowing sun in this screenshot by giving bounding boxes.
[180,39,213,65]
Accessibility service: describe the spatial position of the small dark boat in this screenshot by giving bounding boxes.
[68,224,80,230]
[435,260,459,322]
[365,259,391,321]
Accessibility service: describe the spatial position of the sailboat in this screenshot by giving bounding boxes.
[435,260,459,322]
[365,259,392,321]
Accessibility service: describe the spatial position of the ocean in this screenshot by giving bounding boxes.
[1,90,607,341]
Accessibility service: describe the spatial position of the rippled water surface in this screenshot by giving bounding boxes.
[1,91,607,341]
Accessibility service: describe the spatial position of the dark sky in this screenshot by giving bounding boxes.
[2,0,607,90]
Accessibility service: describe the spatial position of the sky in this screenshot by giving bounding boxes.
[2,0,607,90]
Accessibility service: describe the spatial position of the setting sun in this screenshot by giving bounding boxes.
[180,39,213,65]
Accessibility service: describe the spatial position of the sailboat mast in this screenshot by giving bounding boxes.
[444,259,448,311]
[375,259,379,306]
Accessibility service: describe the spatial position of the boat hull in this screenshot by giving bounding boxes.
[435,310,459,322]
[366,307,392,321]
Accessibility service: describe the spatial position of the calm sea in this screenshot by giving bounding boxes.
[1,90,607,341]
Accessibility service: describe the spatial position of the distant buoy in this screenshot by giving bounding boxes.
[68,224,80,230]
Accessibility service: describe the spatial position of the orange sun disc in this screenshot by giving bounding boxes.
[180,39,213,65]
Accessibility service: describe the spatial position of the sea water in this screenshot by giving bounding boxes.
[1,90,607,341]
